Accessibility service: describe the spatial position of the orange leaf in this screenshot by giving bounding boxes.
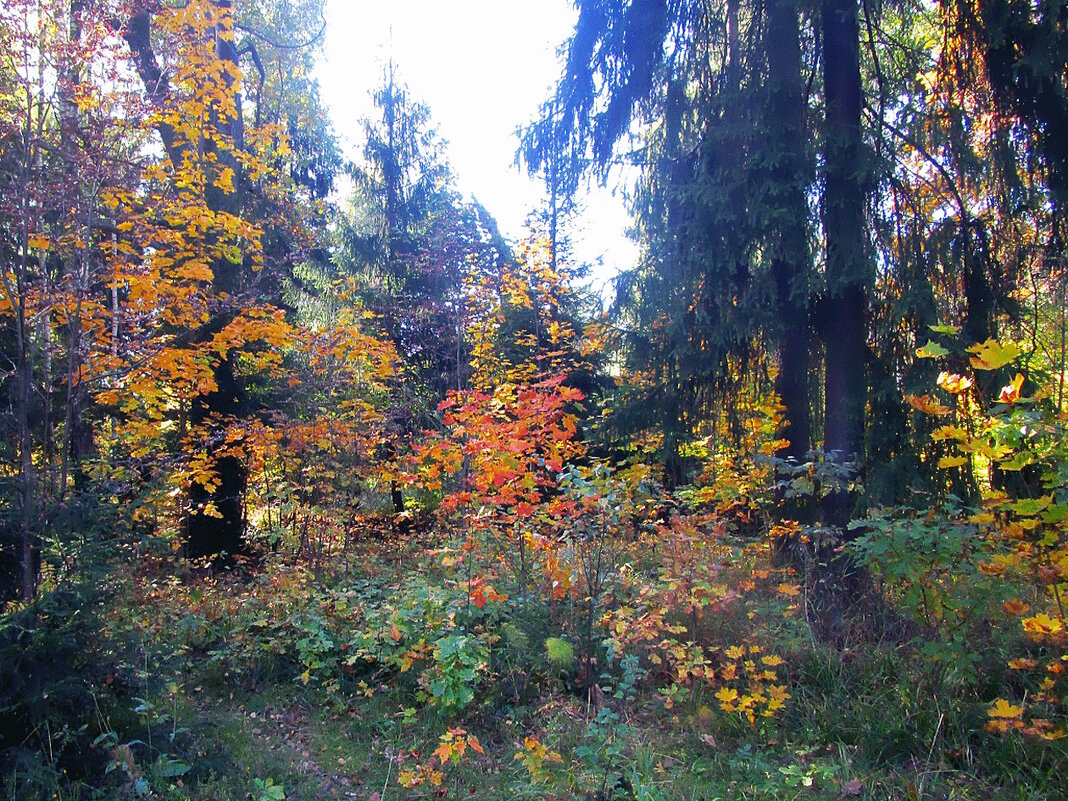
[905,394,951,416]
[1007,658,1037,670]
[1002,599,1030,616]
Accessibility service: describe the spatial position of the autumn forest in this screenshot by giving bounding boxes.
[1,0,1066,799]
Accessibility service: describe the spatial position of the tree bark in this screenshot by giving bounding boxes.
[766,0,814,530]
[123,2,249,563]
[821,0,867,516]
[816,0,871,640]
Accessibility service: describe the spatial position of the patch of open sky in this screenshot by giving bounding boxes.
[316,0,638,303]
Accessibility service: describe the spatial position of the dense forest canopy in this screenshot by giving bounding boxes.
[0,1,1065,799]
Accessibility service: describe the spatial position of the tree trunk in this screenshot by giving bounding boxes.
[18,316,36,603]
[766,0,814,545]
[15,152,37,602]
[186,355,247,562]
[124,2,249,563]
[816,0,871,640]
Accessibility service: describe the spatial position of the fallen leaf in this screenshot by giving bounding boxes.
[840,779,864,797]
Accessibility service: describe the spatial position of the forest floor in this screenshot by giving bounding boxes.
[2,520,1065,801]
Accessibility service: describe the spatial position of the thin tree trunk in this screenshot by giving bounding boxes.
[58,0,86,503]
[16,174,37,602]
[18,305,36,602]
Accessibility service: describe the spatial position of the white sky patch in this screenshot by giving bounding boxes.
[317,0,637,297]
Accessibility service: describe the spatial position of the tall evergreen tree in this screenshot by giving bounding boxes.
[342,65,461,401]
[339,66,506,511]
[528,0,817,489]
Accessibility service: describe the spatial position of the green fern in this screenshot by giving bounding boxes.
[544,637,574,669]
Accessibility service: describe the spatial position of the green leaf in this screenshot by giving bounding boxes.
[93,732,118,747]
[929,323,961,335]
[1041,504,1068,524]
[916,340,950,358]
[1010,496,1050,516]
[155,757,191,778]
[999,451,1034,471]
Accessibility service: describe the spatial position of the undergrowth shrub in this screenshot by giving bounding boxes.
[0,509,133,800]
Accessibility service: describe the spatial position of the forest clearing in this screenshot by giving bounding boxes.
[1,1,1066,799]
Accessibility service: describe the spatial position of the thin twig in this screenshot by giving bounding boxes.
[381,746,394,800]
[917,711,944,801]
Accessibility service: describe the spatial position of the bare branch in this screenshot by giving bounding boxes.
[233,19,326,51]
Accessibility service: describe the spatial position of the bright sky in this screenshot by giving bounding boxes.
[316,0,637,297]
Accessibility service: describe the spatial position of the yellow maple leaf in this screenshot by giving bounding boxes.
[905,394,952,416]
[1022,614,1063,637]
[932,425,970,442]
[936,371,973,394]
[998,373,1025,404]
[715,687,739,705]
[968,339,1021,371]
[937,455,969,469]
[988,698,1024,719]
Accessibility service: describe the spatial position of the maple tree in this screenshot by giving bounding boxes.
[114,0,289,561]
[0,0,360,591]
[412,237,593,595]
[899,334,1067,739]
[102,0,352,563]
